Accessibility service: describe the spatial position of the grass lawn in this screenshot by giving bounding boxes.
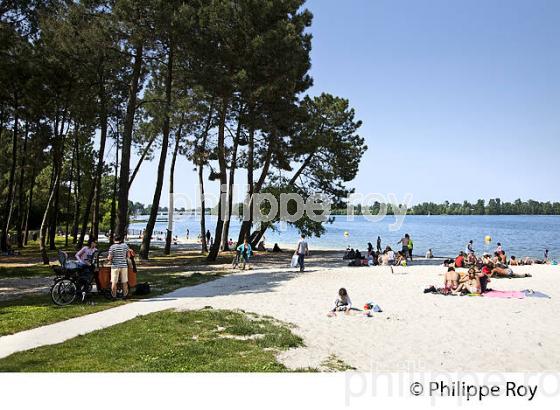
[0,237,233,336]
[0,309,304,372]
[0,271,221,336]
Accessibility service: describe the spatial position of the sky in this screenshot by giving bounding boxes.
[129,0,560,207]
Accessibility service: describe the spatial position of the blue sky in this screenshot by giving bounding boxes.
[130,0,560,206]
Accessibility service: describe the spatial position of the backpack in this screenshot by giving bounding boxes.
[135,282,151,295]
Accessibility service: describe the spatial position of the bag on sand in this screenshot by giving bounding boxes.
[291,254,299,268]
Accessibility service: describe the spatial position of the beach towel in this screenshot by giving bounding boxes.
[483,290,525,299]
[522,289,551,299]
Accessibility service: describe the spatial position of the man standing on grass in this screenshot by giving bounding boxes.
[295,234,309,272]
[108,235,130,299]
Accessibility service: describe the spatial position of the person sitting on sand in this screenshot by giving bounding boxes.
[394,251,407,267]
[500,251,508,265]
[474,266,490,293]
[328,288,353,317]
[367,242,373,254]
[378,246,395,266]
[454,270,481,295]
[510,256,519,266]
[272,243,282,253]
[426,249,434,259]
[455,251,466,268]
[257,240,266,251]
[444,267,459,291]
[367,251,378,266]
[355,249,363,260]
[496,242,504,255]
[344,248,356,260]
[466,252,477,267]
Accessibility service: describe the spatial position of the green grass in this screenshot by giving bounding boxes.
[0,264,53,278]
[320,354,356,372]
[0,295,126,336]
[0,271,221,336]
[0,309,304,372]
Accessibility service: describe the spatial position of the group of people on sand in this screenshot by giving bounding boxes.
[432,240,534,296]
[343,234,415,267]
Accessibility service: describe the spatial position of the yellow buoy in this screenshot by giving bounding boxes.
[344,231,349,238]
[485,235,492,243]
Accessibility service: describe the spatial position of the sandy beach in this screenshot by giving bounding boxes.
[160,251,560,372]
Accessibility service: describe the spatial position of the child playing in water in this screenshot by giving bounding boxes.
[328,288,353,317]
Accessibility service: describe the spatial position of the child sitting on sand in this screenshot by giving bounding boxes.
[328,288,353,317]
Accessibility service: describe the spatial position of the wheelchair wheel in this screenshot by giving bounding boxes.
[51,279,78,306]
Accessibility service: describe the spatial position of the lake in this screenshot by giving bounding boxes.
[129,214,559,259]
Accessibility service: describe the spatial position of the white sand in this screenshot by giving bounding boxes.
[1,253,559,372]
[169,256,560,372]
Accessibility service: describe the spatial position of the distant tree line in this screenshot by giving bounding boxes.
[332,199,560,216]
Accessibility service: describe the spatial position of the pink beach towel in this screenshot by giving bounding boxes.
[483,290,526,299]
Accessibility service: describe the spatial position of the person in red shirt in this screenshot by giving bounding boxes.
[455,251,466,268]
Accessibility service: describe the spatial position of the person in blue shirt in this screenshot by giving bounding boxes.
[237,238,252,270]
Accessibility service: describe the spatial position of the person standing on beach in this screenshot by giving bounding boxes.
[376,236,382,252]
[398,234,410,259]
[206,229,211,244]
[407,236,414,261]
[186,228,189,240]
[295,234,309,272]
[108,235,130,299]
[466,240,475,255]
[544,249,549,262]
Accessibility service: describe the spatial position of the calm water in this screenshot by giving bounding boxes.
[129,215,560,259]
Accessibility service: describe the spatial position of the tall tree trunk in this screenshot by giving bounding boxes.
[221,115,242,251]
[139,46,172,260]
[91,89,108,241]
[207,97,229,262]
[16,120,28,247]
[196,101,214,254]
[23,165,36,245]
[77,178,95,248]
[65,131,75,248]
[244,142,274,248]
[110,122,119,244]
[116,43,144,239]
[164,117,182,255]
[237,121,255,246]
[1,99,18,252]
[40,174,59,264]
[72,130,81,244]
[48,109,68,250]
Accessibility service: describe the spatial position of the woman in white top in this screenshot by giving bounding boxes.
[75,239,98,267]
